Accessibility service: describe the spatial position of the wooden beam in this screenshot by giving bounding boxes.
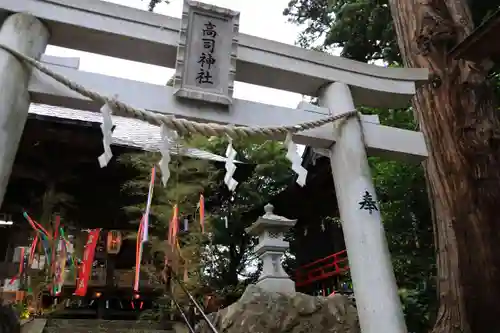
[0,0,428,108]
[28,63,427,161]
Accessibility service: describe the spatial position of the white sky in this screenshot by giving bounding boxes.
[46,0,305,109]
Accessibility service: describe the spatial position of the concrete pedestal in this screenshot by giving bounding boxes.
[0,13,49,206]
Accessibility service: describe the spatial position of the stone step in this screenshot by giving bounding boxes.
[44,319,174,333]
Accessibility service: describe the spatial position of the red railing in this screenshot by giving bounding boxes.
[295,249,349,287]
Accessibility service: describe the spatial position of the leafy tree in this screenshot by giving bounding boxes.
[119,150,214,234]
[196,138,294,302]
[284,0,498,64]
[118,140,217,305]
[285,1,500,332]
[118,134,294,305]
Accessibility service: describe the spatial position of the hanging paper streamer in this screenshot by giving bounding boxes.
[74,229,101,297]
[60,227,76,278]
[134,215,145,293]
[224,139,238,192]
[224,216,228,229]
[24,212,51,267]
[199,194,205,233]
[23,212,50,239]
[28,235,38,266]
[183,218,188,232]
[168,205,179,246]
[285,132,307,187]
[98,103,114,168]
[143,166,156,242]
[158,124,177,186]
[133,166,156,292]
[40,234,51,266]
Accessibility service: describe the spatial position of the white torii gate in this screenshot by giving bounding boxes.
[0,1,428,333]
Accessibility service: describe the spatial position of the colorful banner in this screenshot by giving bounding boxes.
[28,235,38,266]
[133,166,156,294]
[23,212,50,239]
[134,216,145,293]
[142,166,156,243]
[199,194,205,233]
[40,233,51,266]
[168,205,179,246]
[74,229,101,297]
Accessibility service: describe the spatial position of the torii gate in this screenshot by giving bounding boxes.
[0,1,428,332]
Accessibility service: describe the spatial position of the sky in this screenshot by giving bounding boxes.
[46,0,306,109]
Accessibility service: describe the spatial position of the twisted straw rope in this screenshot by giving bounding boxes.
[0,43,357,139]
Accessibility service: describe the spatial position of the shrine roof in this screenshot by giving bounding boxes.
[28,103,230,163]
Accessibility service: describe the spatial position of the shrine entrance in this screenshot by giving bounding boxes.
[0,0,429,332]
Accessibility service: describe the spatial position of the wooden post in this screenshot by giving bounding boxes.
[319,82,407,333]
[0,13,49,206]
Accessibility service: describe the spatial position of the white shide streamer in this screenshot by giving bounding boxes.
[285,132,307,187]
[158,124,178,186]
[224,139,238,192]
[98,103,114,168]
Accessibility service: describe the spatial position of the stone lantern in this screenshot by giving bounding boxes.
[245,203,297,295]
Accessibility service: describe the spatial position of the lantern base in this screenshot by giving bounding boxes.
[256,276,295,295]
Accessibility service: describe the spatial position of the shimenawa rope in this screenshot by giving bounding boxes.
[0,43,357,139]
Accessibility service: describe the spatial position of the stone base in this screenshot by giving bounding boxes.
[195,284,360,333]
[256,276,295,295]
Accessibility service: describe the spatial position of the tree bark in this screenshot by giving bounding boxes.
[388,0,500,332]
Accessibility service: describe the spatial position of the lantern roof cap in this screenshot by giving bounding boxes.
[245,204,296,236]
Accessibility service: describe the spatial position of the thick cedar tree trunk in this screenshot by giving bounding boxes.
[388,1,500,332]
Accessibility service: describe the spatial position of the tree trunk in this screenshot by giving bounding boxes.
[388,0,500,332]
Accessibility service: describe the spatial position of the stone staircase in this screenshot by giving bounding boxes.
[43,319,175,333]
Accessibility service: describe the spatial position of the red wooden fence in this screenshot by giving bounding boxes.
[294,250,349,287]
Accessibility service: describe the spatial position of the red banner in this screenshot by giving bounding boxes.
[74,229,101,296]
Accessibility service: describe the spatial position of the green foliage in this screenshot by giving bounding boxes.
[118,135,293,305]
[118,145,215,236]
[285,0,500,64]
[371,157,436,331]
[197,138,294,292]
[284,0,400,63]
[144,0,169,11]
[118,140,216,305]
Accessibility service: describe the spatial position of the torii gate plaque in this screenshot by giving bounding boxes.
[173,1,239,106]
[0,1,430,332]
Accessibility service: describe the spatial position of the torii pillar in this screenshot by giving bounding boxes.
[0,13,49,207]
[319,82,407,333]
